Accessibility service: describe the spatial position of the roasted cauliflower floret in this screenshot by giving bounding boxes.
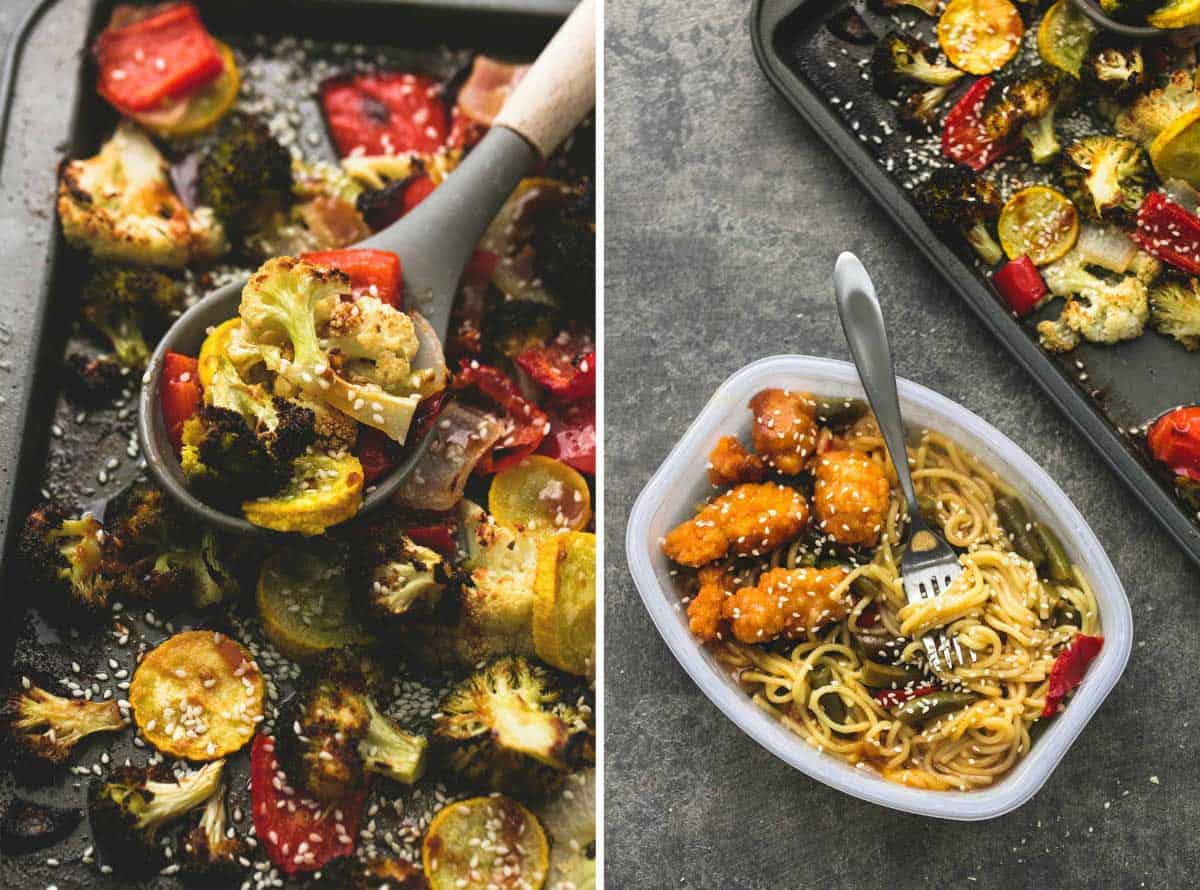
[2,681,125,764]
[1115,68,1200,148]
[57,121,227,268]
[813,450,891,547]
[707,435,766,487]
[722,566,851,644]
[662,482,810,567]
[748,388,819,475]
[1037,249,1161,351]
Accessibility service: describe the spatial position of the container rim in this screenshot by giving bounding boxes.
[625,354,1133,821]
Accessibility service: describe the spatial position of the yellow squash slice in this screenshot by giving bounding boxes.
[242,453,364,536]
[1149,107,1200,189]
[998,186,1080,265]
[938,0,1024,75]
[1037,0,1096,78]
[423,796,549,890]
[257,548,374,661]
[488,455,592,535]
[197,317,244,389]
[1148,0,1200,28]
[129,630,263,761]
[532,531,596,677]
[134,42,241,138]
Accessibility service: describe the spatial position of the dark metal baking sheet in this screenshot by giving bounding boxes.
[750,0,1200,569]
[0,1,569,886]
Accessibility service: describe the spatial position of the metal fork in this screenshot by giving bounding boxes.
[833,252,966,672]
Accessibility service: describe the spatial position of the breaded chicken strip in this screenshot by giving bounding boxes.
[813,449,890,547]
[749,388,818,475]
[707,435,766,487]
[722,566,850,643]
[662,482,810,567]
[688,565,732,642]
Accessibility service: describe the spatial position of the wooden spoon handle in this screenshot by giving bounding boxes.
[494,0,596,158]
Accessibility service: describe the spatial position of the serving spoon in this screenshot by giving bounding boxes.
[137,0,595,535]
[1068,0,1197,39]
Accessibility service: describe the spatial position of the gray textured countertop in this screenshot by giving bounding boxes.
[604,2,1199,887]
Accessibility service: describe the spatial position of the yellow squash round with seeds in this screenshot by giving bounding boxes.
[242,453,364,536]
[938,0,1024,75]
[129,630,263,761]
[1036,0,1096,79]
[133,42,241,138]
[423,795,549,890]
[488,455,591,535]
[532,531,596,677]
[1149,107,1200,189]
[998,186,1080,265]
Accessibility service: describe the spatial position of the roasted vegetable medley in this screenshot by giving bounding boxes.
[3,3,596,888]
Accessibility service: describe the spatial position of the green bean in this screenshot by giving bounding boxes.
[808,661,847,726]
[860,659,926,688]
[894,690,979,726]
[1053,601,1083,628]
[1033,522,1073,582]
[812,396,868,428]
[851,575,885,600]
[995,496,1047,565]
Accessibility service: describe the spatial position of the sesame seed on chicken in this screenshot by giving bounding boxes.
[721,566,850,644]
[748,389,819,475]
[813,450,890,547]
[662,482,810,568]
[706,435,766,487]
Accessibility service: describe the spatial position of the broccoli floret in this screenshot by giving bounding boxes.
[81,264,184,369]
[488,299,561,358]
[0,797,82,856]
[196,114,293,236]
[1037,249,1161,351]
[1,681,125,765]
[180,406,290,505]
[57,121,227,269]
[239,256,439,443]
[207,356,317,465]
[1116,68,1200,147]
[1061,136,1150,222]
[1084,37,1146,97]
[981,68,1069,164]
[1150,276,1200,349]
[19,503,117,615]
[88,761,224,874]
[532,184,596,313]
[64,352,124,403]
[351,517,448,626]
[867,0,939,13]
[870,31,963,100]
[432,656,593,799]
[276,655,428,803]
[898,83,955,131]
[181,780,246,883]
[913,168,1004,265]
[315,856,429,889]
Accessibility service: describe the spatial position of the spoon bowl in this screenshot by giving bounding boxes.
[1068,0,1191,38]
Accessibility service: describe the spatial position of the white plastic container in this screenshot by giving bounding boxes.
[625,355,1132,820]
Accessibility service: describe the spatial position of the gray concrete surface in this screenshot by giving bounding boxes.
[604,3,1200,888]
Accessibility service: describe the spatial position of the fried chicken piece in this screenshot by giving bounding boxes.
[813,449,890,547]
[662,482,810,567]
[722,566,850,643]
[707,435,766,486]
[688,565,732,642]
[749,388,819,475]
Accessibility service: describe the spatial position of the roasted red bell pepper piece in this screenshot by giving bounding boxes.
[538,399,596,476]
[250,734,365,875]
[991,255,1047,317]
[94,3,224,114]
[1135,191,1200,275]
[447,108,487,151]
[873,684,940,709]
[301,248,402,307]
[1042,634,1104,717]
[355,426,398,485]
[160,351,200,451]
[402,175,438,215]
[457,361,549,473]
[320,72,448,157]
[1148,405,1200,482]
[515,334,596,401]
[404,519,459,559]
[942,77,1011,172]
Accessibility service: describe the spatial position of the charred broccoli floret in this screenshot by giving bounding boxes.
[867,0,939,14]
[64,352,124,403]
[913,167,1004,265]
[19,503,117,615]
[432,656,593,799]
[1060,136,1150,222]
[1,681,124,765]
[532,183,596,313]
[181,781,246,883]
[871,31,963,100]
[81,264,184,368]
[239,256,441,443]
[197,114,293,237]
[898,83,956,131]
[981,68,1069,164]
[88,761,224,874]
[1116,68,1200,147]
[180,405,290,505]
[1150,276,1200,349]
[1084,37,1146,97]
[276,655,428,803]
[350,517,449,626]
[315,856,429,889]
[207,356,317,465]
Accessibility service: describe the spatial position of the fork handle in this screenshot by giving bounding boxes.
[833,252,922,518]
